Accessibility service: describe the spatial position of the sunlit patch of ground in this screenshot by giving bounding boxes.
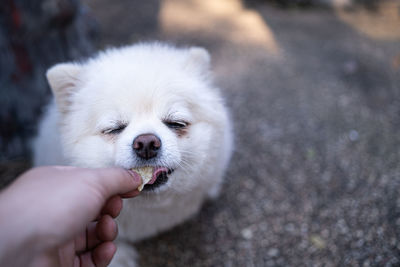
[335,0,400,41]
[159,0,281,55]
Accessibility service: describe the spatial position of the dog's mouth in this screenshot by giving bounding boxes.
[142,167,174,191]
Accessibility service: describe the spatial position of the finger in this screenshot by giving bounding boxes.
[76,215,118,253]
[57,241,75,267]
[120,188,140,198]
[74,228,89,254]
[75,222,100,253]
[101,195,123,218]
[96,214,118,242]
[92,242,117,267]
[78,251,96,267]
[87,221,101,250]
[90,168,142,199]
[78,242,117,267]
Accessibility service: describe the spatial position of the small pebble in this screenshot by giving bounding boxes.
[310,235,326,249]
[241,228,253,240]
[267,248,279,257]
[349,130,359,141]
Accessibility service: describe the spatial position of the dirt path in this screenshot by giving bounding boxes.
[83,0,400,265]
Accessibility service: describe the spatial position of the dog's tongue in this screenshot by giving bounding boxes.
[148,167,169,184]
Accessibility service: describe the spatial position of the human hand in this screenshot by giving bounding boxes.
[0,166,142,267]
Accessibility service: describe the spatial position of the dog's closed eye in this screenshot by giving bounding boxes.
[102,123,127,135]
[163,120,190,136]
[163,121,188,129]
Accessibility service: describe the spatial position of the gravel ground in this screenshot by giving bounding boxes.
[51,0,400,265]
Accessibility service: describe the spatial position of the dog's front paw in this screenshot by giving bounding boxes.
[109,241,138,267]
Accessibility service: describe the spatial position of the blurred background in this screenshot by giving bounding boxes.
[1,0,400,266]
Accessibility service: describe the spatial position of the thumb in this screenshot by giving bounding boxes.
[87,168,142,199]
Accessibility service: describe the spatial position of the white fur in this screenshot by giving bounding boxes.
[33,43,233,266]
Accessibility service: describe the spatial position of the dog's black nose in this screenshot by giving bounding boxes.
[133,134,161,160]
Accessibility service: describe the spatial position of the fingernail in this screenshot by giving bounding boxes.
[127,169,142,184]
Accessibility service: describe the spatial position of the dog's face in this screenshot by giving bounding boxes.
[47,44,227,193]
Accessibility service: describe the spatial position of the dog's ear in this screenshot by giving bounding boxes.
[46,63,82,113]
[185,47,211,76]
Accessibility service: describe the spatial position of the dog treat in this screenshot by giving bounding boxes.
[132,166,154,191]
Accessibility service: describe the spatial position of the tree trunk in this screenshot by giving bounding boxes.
[0,0,95,162]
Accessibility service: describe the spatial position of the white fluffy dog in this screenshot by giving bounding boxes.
[33,43,233,266]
